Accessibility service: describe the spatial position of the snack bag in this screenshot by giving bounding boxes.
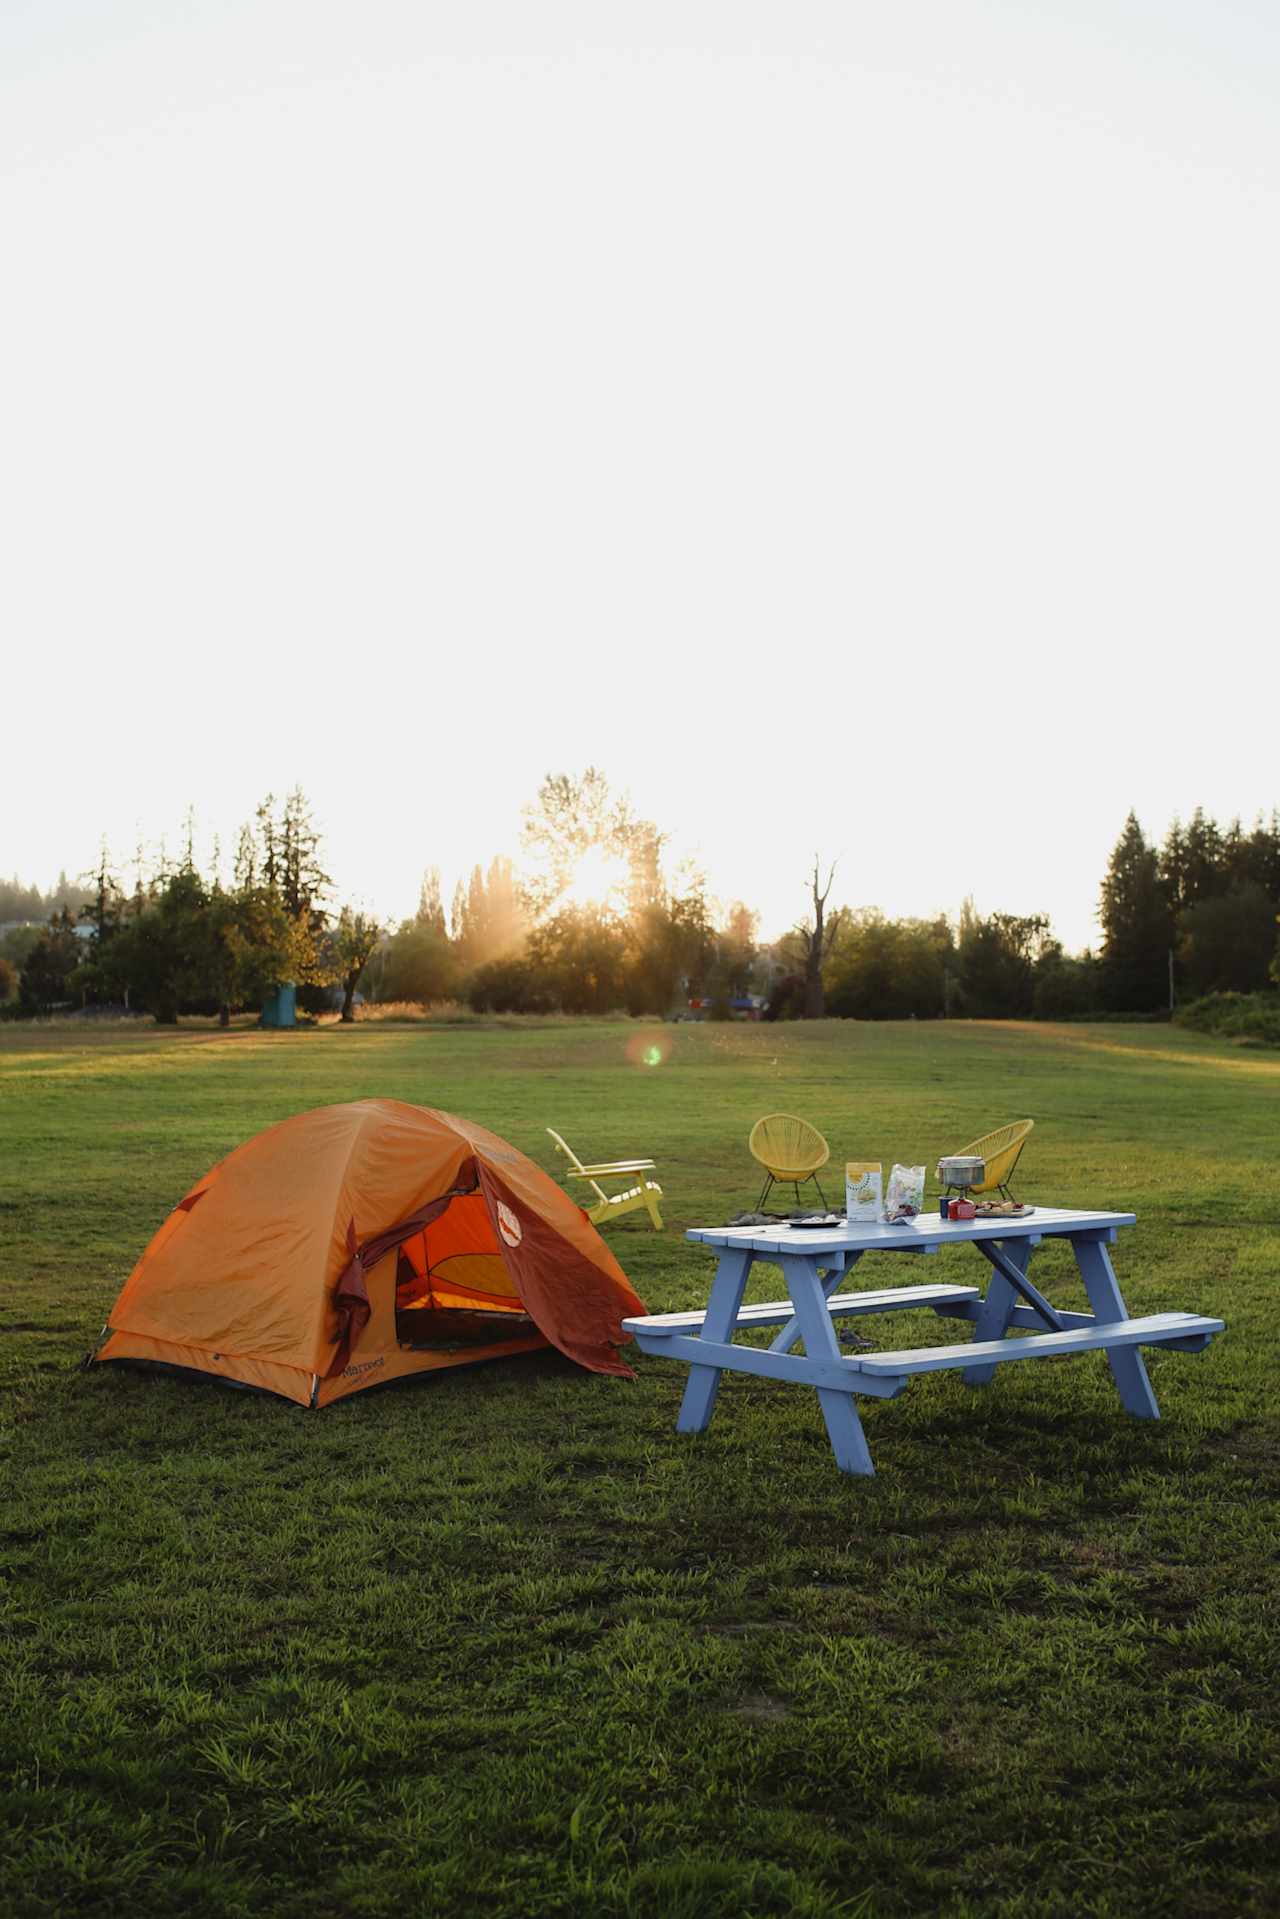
[845,1161,882,1225]
[883,1164,925,1223]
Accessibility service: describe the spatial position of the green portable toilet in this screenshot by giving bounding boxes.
[261,983,297,1028]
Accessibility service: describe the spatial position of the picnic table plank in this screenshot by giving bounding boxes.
[851,1311,1224,1377]
[623,1281,982,1336]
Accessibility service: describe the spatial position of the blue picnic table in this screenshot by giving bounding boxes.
[621,1208,1224,1477]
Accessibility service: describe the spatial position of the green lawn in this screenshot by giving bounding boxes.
[2,1015,1277,1918]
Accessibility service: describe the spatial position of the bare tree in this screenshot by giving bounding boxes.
[797,856,844,1018]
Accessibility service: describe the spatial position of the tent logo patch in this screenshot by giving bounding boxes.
[496,1202,522,1248]
[343,1355,385,1382]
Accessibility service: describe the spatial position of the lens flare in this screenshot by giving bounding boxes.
[626,1031,671,1069]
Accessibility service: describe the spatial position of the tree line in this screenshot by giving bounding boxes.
[2,781,1278,1022]
[1097,808,1280,1011]
[1,793,380,1025]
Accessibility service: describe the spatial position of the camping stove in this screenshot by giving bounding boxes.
[935,1154,986,1201]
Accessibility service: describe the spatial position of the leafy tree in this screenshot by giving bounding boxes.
[525,905,629,1013]
[0,955,17,1002]
[374,912,457,1004]
[1100,813,1172,1012]
[202,885,299,1026]
[624,886,716,1015]
[717,902,759,999]
[827,911,954,1019]
[1031,950,1100,1018]
[1,925,44,974]
[91,870,210,1023]
[956,905,1053,1018]
[467,956,555,1014]
[763,972,805,1021]
[331,909,383,1022]
[83,868,293,1024]
[1177,883,1277,998]
[520,768,664,919]
[17,911,82,1014]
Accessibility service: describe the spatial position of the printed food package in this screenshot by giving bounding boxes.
[883,1164,926,1223]
[845,1161,883,1225]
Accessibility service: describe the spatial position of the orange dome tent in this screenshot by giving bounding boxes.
[90,1099,648,1408]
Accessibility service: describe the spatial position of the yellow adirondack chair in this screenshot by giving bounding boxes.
[546,1129,664,1230]
[748,1113,831,1212]
[952,1120,1035,1201]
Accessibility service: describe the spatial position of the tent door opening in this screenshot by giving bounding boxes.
[393,1192,535,1351]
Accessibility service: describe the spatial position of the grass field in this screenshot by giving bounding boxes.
[2,1016,1278,1917]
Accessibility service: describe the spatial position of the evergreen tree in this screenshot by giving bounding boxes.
[416,868,448,939]
[1158,817,1188,911]
[1181,807,1225,906]
[449,876,469,949]
[1245,811,1280,898]
[483,856,524,960]
[1099,812,1171,1012]
[233,823,257,892]
[1220,817,1249,890]
[278,787,330,921]
[78,843,125,957]
[1177,883,1276,997]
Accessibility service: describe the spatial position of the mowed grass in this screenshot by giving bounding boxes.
[1,1016,1278,1918]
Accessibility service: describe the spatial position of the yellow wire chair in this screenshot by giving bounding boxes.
[952,1120,1035,1202]
[748,1113,832,1213]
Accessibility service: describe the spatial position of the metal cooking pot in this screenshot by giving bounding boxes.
[936,1155,986,1189]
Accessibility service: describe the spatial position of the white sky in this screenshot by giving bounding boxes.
[3,0,1278,953]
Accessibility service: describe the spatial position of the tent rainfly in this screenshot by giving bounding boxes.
[89,1099,648,1407]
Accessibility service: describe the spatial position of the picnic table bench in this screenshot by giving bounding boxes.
[621,1208,1223,1476]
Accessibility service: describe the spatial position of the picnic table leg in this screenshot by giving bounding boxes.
[676,1248,753,1435]
[963,1238,1033,1388]
[770,1250,860,1354]
[781,1255,875,1477]
[1073,1236,1160,1420]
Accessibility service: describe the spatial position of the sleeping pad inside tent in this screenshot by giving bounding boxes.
[89,1098,648,1407]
